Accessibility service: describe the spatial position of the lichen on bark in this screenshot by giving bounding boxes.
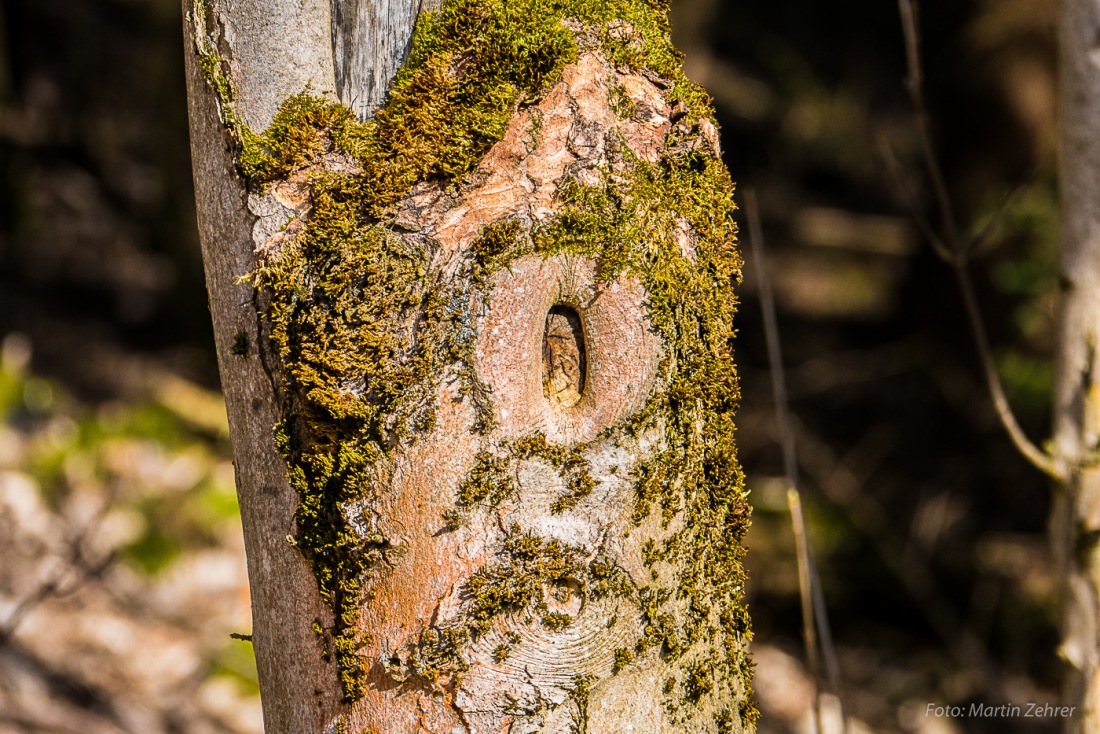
[190,0,758,727]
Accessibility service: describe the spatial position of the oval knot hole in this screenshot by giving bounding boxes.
[543,305,586,408]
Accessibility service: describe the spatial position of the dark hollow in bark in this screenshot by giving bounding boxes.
[543,305,587,408]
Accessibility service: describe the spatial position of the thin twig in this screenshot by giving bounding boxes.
[746,190,848,734]
[876,134,952,263]
[790,417,1007,697]
[786,488,823,734]
[747,192,798,487]
[892,0,1064,482]
[807,538,845,718]
[969,178,1030,255]
[953,265,1062,478]
[898,0,961,252]
[0,502,116,645]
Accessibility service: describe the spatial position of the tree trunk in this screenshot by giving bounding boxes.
[1057,1,1100,731]
[183,1,756,732]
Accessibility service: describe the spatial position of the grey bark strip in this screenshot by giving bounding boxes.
[332,0,435,120]
[181,34,342,734]
[1056,1,1100,730]
[180,0,425,727]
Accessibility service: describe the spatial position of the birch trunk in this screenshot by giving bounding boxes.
[1056,1,1100,731]
[183,1,756,732]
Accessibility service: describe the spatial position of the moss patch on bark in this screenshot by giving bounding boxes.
[191,0,757,725]
[533,144,757,726]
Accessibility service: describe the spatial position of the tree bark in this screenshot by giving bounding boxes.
[183,1,756,732]
[182,0,426,730]
[1056,1,1100,731]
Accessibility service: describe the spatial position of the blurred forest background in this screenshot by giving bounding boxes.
[0,0,1063,732]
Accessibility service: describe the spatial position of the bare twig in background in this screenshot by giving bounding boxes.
[789,417,1004,694]
[0,502,116,646]
[890,0,1064,482]
[876,134,951,261]
[970,179,1030,254]
[898,0,961,253]
[747,191,798,487]
[746,189,848,734]
[807,536,843,719]
[785,488,823,734]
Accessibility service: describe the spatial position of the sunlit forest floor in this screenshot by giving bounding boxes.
[0,337,260,732]
[0,0,1068,732]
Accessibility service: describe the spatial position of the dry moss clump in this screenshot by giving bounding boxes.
[466,526,588,635]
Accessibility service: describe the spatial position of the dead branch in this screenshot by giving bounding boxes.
[890,0,1063,481]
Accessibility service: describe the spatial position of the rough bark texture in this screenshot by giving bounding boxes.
[182,0,425,730]
[184,1,755,732]
[1056,1,1100,731]
[182,43,343,734]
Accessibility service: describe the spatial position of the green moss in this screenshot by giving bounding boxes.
[608,83,637,120]
[471,218,528,286]
[441,507,465,531]
[550,451,597,513]
[192,0,754,717]
[458,450,516,508]
[637,585,679,654]
[492,642,513,662]
[337,722,383,734]
[512,435,597,514]
[588,555,634,599]
[612,647,633,673]
[569,674,595,734]
[682,659,713,703]
[446,432,598,526]
[212,0,617,201]
[312,618,332,661]
[740,691,762,730]
[196,0,707,201]
[511,431,569,463]
[410,626,471,680]
[259,211,450,693]
[465,525,587,635]
[528,109,544,146]
[542,612,574,630]
[190,0,250,136]
[420,524,629,649]
[531,127,756,718]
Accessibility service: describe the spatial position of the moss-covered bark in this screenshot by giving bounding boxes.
[189,0,757,730]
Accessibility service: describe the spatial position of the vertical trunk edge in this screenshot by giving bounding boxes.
[1057,1,1100,731]
[181,10,343,733]
[332,0,427,120]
